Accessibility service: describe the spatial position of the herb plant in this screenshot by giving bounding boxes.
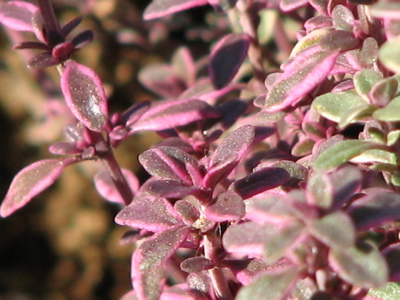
[2,0,400,299]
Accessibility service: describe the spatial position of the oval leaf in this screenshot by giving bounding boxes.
[1,159,67,217]
[0,1,39,32]
[209,33,250,89]
[329,244,388,288]
[61,60,108,132]
[115,196,180,232]
[314,140,383,171]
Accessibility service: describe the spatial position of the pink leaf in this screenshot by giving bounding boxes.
[1,159,68,217]
[144,0,208,20]
[94,168,139,204]
[132,99,220,132]
[0,1,39,32]
[115,196,180,232]
[61,60,108,132]
[132,226,190,299]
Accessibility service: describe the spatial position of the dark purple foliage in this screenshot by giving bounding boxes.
[2,0,400,299]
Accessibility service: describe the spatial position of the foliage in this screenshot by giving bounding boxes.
[2,0,400,299]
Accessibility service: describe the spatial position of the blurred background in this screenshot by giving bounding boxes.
[0,0,216,298]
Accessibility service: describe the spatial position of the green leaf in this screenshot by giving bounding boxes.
[351,149,397,165]
[307,172,333,209]
[257,9,278,45]
[313,90,367,123]
[237,268,298,300]
[379,38,400,74]
[338,103,376,129]
[373,96,400,121]
[368,282,400,300]
[308,211,355,249]
[314,140,382,171]
[387,130,400,146]
[353,69,382,101]
[329,243,388,288]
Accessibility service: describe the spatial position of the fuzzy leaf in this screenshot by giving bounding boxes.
[379,38,400,73]
[132,226,190,300]
[369,77,398,107]
[265,46,340,112]
[209,33,250,89]
[60,61,108,132]
[139,146,202,186]
[133,225,189,270]
[205,190,245,222]
[313,140,382,171]
[331,5,354,32]
[329,243,388,288]
[174,200,199,225]
[143,0,208,20]
[144,179,203,199]
[348,190,400,231]
[223,222,275,256]
[307,172,333,209]
[313,90,366,123]
[354,69,383,101]
[308,211,355,249]
[204,125,255,187]
[115,196,180,232]
[132,99,221,132]
[233,167,290,199]
[373,95,400,122]
[0,1,39,32]
[236,268,298,300]
[94,169,139,204]
[338,103,375,129]
[1,159,68,217]
[263,222,304,264]
[180,257,214,272]
[330,166,362,210]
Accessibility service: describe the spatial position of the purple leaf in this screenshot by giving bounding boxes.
[132,226,190,299]
[60,60,108,132]
[1,159,69,217]
[143,0,208,20]
[382,243,400,281]
[121,100,151,127]
[174,200,200,225]
[49,142,80,155]
[205,190,244,222]
[139,146,202,186]
[28,52,60,68]
[0,1,39,32]
[209,33,250,89]
[115,196,180,232]
[94,168,139,204]
[264,45,340,112]
[144,179,204,199]
[233,167,290,199]
[348,189,400,231]
[138,64,184,98]
[132,99,221,132]
[180,257,214,272]
[204,125,255,187]
[223,222,275,257]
